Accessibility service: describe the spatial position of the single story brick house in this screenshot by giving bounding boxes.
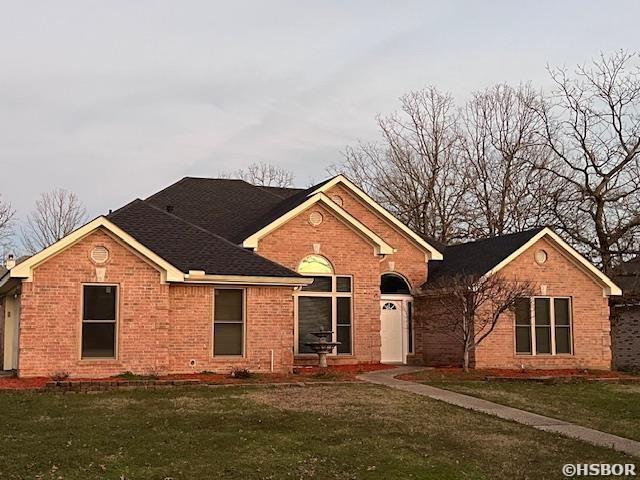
[0,175,622,377]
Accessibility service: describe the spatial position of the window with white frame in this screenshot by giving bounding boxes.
[213,289,245,356]
[296,255,352,355]
[82,285,117,358]
[515,297,572,355]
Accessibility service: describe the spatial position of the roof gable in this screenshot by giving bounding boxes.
[7,216,184,283]
[238,174,442,259]
[242,192,395,255]
[426,227,621,296]
[310,175,443,260]
[428,228,544,282]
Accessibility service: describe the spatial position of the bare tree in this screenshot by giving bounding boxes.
[460,84,559,237]
[332,87,469,243]
[0,194,15,244]
[21,189,87,254]
[226,161,294,187]
[534,51,640,272]
[420,273,534,371]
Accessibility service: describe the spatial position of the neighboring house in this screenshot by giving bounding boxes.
[611,258,640,371]
[0,175,621,377]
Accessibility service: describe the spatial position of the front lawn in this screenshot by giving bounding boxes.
[0,384,634,479]
[423,379,640,442]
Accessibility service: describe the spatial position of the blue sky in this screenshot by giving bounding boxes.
[0,1,637,221]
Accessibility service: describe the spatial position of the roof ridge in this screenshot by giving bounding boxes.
[145,177,191,202]
[252,184,296,200]
[106,198,145,218]
[146,175,294,203]
[182,176,247,182]
[445,226,546,249]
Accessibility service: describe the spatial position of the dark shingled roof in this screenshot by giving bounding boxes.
[426,227,545,285]
[107,199,301,278]
[235,177,336,241]
[146,176,335,244]
[612,257,640,300]
[256,185,305,199]
[145,177,288,243]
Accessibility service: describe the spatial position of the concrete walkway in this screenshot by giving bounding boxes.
[358,367,640,458]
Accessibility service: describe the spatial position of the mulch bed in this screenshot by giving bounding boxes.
[397,367,640,383]
[0,363,394,392]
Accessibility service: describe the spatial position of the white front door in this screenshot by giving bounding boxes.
[380,300,404,363]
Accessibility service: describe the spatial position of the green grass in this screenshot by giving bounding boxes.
[0,384,634,479]
[426,380,640,442]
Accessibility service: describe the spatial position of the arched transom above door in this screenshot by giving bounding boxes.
[380,273,411,295]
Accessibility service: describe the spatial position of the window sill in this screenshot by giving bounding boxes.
[515,353,575,357]
[79,357,119,362]
[294,354,354,358]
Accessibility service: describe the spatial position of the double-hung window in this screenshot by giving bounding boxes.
[213,289,245,356]
[82,285,117,358]
[296,255,352,355]
[515,297,573,355]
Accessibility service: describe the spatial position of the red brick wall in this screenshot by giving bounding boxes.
[326,184,428,290]
[168,285,294,374]
[17,228,295,378]
[256,188,430,365]
[415,237,612,370]
[257,203,382,364]
[611,305,640,371]
[413,294,465,366]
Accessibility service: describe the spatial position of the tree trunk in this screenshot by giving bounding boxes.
[463,347,470,372]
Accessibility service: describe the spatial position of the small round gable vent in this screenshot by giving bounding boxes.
[90,246,109,264]
[309,211,323,226]
[534,249,548,265]
[331,195,344,207]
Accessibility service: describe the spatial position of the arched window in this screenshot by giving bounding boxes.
[298,255,333,274]
[296,255,352,355]
[380,273,411,295]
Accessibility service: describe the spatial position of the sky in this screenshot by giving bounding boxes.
[0,0,638,227]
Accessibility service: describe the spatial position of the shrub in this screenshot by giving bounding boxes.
[229,367,251,379]
[115,371,159,380]
[51,371,70,382]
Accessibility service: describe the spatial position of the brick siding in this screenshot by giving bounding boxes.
[16,228,295,377]
[257,188,429,365]
[415,237,612,370]
[611,306,640,371]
